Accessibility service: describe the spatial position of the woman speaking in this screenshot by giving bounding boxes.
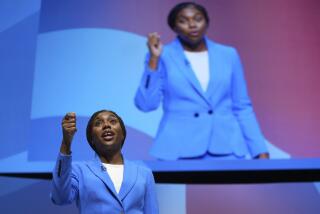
[135,2,269,160]
[51,110,158,213]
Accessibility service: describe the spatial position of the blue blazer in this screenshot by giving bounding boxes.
[51,153,159,214]
[135,37,268,160]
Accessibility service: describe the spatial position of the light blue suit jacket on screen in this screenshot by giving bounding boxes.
[51,153,159,214]
[135,37,268,160]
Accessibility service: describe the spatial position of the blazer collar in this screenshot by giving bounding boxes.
[204,38,218,98]
[169,37,216,105]
[118,159,138,200]
[86,154,138,203]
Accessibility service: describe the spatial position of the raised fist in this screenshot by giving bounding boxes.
[61,112,77,147]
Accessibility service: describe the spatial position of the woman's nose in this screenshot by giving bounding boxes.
[189,20,196,28]
[102,122,111,129]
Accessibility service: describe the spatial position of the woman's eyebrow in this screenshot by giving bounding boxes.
[107,115,118,120]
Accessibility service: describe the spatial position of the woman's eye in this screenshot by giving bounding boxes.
[110,119,117,125]
[94,121,102,126]
[177,19,187,24]
[195,16,203,22]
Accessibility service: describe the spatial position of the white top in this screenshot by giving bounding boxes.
[102,163,124,194]
[184,50,210,92]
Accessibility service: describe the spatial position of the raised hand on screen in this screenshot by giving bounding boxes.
[147,32,163,70]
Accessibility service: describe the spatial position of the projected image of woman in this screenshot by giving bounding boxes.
[51,111,158,214]
[135,2,269,160]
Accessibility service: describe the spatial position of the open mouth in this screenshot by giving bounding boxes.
[101,130,115,141]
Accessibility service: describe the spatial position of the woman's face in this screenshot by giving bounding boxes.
[91,111,124,155]
[174,6,208,47]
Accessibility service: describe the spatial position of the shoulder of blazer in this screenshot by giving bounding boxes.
[162,38,180,57]
[205,37,237,55]
[124,160,148,173]
[124,160,153,178]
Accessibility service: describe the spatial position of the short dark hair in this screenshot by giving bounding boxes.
[167,2,210,30]
[86,110,127,151]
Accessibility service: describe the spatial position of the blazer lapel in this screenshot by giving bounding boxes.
[204,38,216,98]
[169,38,209,102]
[86,156,122,205]
[118,159,138,201]
[204,38,225,102]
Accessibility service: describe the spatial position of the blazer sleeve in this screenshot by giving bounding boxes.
[50,153,79,205]
[134,54,165,112]
[143,168,159,214]
[231,49,268,157]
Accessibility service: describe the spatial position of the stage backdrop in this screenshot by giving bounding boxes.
[0,0,319,213]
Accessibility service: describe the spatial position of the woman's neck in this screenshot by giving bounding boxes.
[179,37,207,52]
[99,151,123,164]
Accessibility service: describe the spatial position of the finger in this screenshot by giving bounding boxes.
[64,126,76,130]
[148,32,157,38]
[65,126,77,131]
[63,120,76,125]
[63,123,76,129]
[63,118,75,125]
[148,32,160,37]
[149,38,159,48]
[148,33,160,42]
[64,112,76,120]
[64,127,77,133]
[63,118,76,123]
[148,35,156,45]
[152,32,160,41]
[67,112,76,117]
[152,34,160,43]
[62,121,76,127]
[62,120,76,127]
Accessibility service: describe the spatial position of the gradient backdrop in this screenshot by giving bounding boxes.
[0,0,320,213]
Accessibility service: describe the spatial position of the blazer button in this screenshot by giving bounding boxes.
[194,112,199,118]
[208,110,213,115]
